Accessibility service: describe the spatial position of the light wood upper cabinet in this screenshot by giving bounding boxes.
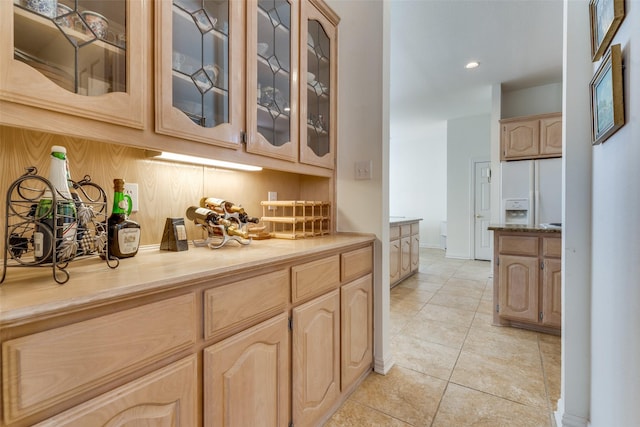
[245,0,299,161]
[500,113,562,161]
[299,0,339,169]
[539,115,563,156]
[1,0,145,128]
[155,0,244,148]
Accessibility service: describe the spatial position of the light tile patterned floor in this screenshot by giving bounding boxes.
[325,248,560,427]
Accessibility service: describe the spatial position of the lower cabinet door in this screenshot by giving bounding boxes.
[498,255,539,323]
[542,258,562,328]
[292,290,340,427]
[389,238,401,285]
[411,233,420,272]
[34,355,198,426]
[204,314,290,427]
[400,236,411,278]
[341,274,373,390]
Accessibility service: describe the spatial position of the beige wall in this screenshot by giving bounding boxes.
[1,126,331,247]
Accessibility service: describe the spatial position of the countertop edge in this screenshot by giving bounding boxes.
[0,233,376,327]
[488,224,562,233]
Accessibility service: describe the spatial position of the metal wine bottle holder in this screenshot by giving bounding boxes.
[1,167,118,285]
[192,206,253,249]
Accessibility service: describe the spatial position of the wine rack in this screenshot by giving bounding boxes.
[1,167,118,285]
[260,200,331,239]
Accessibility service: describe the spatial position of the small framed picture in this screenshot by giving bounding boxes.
[590,44,624,145]
[589,0,625,62]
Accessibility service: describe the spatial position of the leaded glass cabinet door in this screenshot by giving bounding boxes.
[245,0,299,162]
[0,0,144,128]
[156,0,244,148]
[300,1,338,169]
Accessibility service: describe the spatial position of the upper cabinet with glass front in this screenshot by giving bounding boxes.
[0,0,145,128]
[300,0,338,169]
[245,0,298,162]
[155,0,244,149]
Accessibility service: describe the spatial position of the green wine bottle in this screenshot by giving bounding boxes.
[107,179,141,259]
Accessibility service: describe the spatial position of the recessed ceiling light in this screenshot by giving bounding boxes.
[465,61,480,69]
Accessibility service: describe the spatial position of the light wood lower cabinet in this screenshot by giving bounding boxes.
[542,258,562,328]
[389,238,401,284]
[341,274,373,389]
[292,290,341,427]
[0,240,373,427]
[498,255,539,323]
[204,314,290,427]
[390,220,421,287]
[492,229,561,333]
[34,356,198,427]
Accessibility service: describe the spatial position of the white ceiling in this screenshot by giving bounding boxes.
[389,0,564,128]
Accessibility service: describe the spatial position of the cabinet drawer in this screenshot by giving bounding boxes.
[2,294,197,424]
[411,222,420,235]
[292,255,340,303]
[400,225,411,237]
[33,356,198,427]
[542,237,562,258]
[204,269,289,340]
[390,225,400,240]
[498,235,538,256]
[341,246,373,283]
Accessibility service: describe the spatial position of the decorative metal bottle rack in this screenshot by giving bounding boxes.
[192,206,253,249]
[2,167,118,285]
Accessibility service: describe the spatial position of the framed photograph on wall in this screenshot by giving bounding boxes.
[589,0,625,61]
[590,44,624,145]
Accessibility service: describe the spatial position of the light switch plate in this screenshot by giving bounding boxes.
[355,160,372,180]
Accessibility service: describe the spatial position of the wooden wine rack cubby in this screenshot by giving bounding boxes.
[260,200,331,239]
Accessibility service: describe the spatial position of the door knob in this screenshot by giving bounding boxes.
[475,214,482,218]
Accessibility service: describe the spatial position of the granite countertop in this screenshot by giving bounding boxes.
[488,224,562,233]
[390,216,423,225]
[0,233,374,327]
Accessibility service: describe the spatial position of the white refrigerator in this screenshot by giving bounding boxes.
[500,158,562,226]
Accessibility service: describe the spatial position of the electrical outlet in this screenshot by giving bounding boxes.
[124,183,139,212]
[268,191,277,210]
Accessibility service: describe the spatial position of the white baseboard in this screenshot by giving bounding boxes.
[555,400,589,427]
[373,353,395,375]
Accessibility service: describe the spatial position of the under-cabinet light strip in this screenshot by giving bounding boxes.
[147,151,262,172]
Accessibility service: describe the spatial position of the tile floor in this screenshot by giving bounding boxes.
[325,248,561,427]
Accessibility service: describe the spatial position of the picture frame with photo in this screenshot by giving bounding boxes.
[590,44,624,145]
[589,0,625,62]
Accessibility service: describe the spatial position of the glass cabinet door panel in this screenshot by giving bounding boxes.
[300,2,337,169]
[245,0,298,162]
[156,0,243,148]
[2,0,144,128]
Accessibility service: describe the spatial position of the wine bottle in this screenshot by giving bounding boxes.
[200,197,259,223]
[34,146,78,263]
[185,206,232,228]
[107,179,141,259]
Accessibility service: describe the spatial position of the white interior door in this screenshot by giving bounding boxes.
[474,161,492,260]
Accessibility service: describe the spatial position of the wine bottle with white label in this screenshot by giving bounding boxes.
[34,146,78,263]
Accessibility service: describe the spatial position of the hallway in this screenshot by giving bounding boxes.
[325,248,560,426]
